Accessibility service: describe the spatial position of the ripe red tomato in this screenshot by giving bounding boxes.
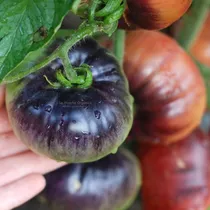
[120,0,192,30]
[124,30,206,144]
[191,14,210,67]
[138,129,210,210]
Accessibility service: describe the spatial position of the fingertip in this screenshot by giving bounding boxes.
[0,174,46,210]
[29,173,46,192]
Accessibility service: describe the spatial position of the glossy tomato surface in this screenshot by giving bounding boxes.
[6,38,134,163]
[17,149,141,210]
[124,30,206,144]
[138,129,210,210]
[120,0,192,30]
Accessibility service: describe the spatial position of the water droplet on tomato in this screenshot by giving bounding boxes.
[82,131,89,135]
[45,105,52,112]
[112,98,117,103]
[33,105,39,110]
[75,136,80,140]
[59,120,64,126]
[94,110,101,119]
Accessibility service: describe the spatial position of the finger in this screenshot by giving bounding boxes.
[0,85,5,108]
[0,151,66,187]
[0,132,28,159]
[0,174,45,210]
[0,108,12,134]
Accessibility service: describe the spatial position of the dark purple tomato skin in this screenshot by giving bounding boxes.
[16,149,141,210]
[6,38,133,163]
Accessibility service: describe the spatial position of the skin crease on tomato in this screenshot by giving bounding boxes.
[124,30,206,144]
[191,13,210,67]
[137,129,210,210]
[17,149,141,210]
[6,38,134,163]
[119,0,192,30]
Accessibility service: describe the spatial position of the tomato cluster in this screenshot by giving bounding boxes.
[9,1,210,210]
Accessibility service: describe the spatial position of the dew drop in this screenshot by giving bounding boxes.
[82,131,89,135]
[59,120,64,126]
[33,105,39,110]
[75,136,80,140]
[98,100,102,104]
[110,87,115,92]
[47,125,51,129]
[94,110,101,119]
[45,105,52,112]
[112,98,117,103]
[96,135,100,139]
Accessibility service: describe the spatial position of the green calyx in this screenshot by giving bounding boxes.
[43,0,125,89]
[44,64,93,89]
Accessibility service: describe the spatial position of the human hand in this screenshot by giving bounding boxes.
[0,86,66,210]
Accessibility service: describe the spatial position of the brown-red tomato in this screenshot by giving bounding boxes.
[137,129,210,210]
[124,30,206,144]
[119,0,192,30]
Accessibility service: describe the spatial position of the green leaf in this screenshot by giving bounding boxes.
[0,0,73,83]
[176,0,210,50]
[3,43,47,83]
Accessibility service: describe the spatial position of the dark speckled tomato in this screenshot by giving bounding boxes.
[16,149,141,210]
[6,38,133,163]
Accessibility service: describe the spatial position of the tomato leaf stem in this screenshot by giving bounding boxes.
[113,29,126,66]
[4,22,103,84]
[89,0,101,22]
[3,0,124,87]
[71,0,83,14]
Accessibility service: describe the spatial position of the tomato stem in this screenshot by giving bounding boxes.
[71,0,82,14]
[4,0,125,85]
[55,29,74,38]
[177,0,210,50]
[89,0,101,22]
[95,0,123,17]
[113,29,125,66]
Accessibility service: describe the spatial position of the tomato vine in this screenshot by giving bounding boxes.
[3,0,125,89]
